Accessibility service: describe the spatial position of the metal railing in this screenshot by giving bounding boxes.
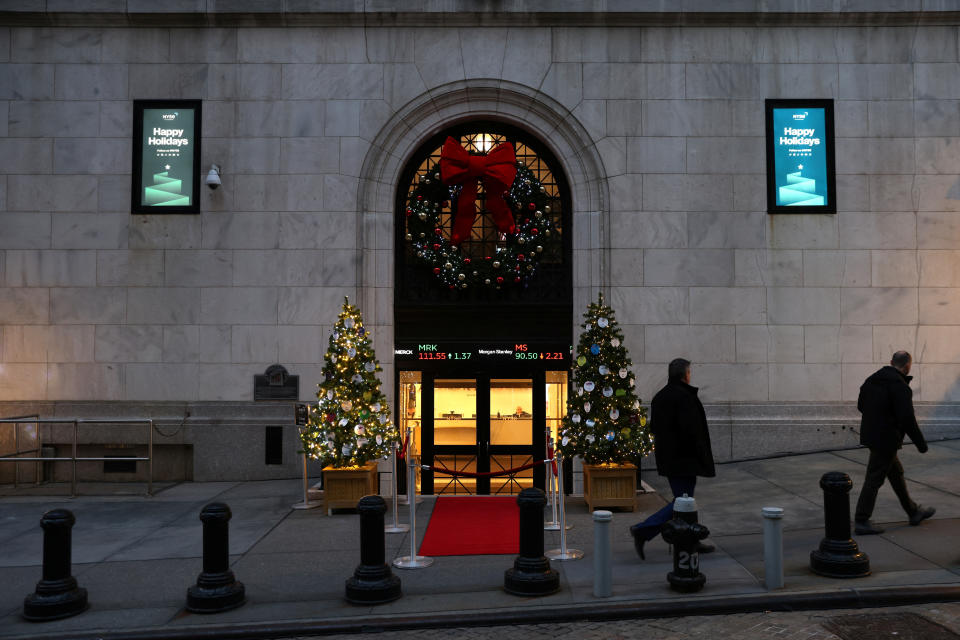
[0,417,154,497]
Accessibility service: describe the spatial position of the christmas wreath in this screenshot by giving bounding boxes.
[404,136,560,290]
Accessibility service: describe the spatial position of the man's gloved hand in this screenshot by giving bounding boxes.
[916,441,929,453]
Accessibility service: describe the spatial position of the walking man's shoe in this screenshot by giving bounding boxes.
[696,540,716,553]
[854,520,885,535]
[630,523,654,560]
[909,505,936,526]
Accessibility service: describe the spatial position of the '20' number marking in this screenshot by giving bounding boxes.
[678,551,700,571]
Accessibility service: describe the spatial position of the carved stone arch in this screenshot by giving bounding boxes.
[356,79,611,373]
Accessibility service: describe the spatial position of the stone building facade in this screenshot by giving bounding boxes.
[1,2,960,485]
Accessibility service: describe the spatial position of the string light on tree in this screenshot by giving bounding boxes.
[299,297,398,468]
[557,292,652,465]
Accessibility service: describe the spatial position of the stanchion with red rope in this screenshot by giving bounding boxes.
[543,433,571,531]
[384,439,409,534]
[421,456,553,496]
[545,451,583,561]
[292,404,321,510]
[544,429,559,530]
[393,426,433,570]
[424,458,543,478]
[396,431,421,506]
[291,452,322,510]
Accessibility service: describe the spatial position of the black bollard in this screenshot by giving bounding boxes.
[810,471,870,578]
[23,509,88,621]
[345,495,402,604]
[660,496,709,593]
[504,487,560,596]
[186,503,246,613]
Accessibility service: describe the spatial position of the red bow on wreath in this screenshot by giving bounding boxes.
[439,136,518,245]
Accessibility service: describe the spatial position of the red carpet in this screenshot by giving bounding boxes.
[419,497,519,556]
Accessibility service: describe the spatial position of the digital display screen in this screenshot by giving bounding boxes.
[395,342,570,365]
[765,99,836,214]
[132,100,201,214]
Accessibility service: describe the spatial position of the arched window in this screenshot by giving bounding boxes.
[395,122,571,307]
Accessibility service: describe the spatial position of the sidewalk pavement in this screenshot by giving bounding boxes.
[1,442,960,640]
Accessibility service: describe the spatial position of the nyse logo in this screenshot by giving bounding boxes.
[792,111,808,120]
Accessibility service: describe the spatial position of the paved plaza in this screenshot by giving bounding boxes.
[2,442,960,639]
[308,602,960,640]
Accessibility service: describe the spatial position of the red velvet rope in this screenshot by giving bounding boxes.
[424,458,547,478]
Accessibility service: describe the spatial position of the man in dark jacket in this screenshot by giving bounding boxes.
[630,358,716,559]
[853,351,935,535]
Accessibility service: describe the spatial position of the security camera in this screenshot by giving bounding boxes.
[205,164,221,190]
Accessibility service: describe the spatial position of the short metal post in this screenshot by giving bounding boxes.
[147,419,154,497]
[546,453,583,561]
[810,471,870,578]
[762,506,784,590]
[385,441,409,534]
[505,488,560,596]
[346,495,402,604]
[186,503,246,613]
[23,509,88,621]
[71,421,78,498]
[593,510,613,597]
[393,427,432,569]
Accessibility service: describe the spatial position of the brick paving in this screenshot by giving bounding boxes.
[294,603,960,640]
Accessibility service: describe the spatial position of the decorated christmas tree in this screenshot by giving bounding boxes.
[300,298,398,468]
[558,292,652,465]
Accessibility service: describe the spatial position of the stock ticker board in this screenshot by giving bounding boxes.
[394,342,571,365]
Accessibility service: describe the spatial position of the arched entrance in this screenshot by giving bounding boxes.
[354,79,611,495]
[394,123,572,495]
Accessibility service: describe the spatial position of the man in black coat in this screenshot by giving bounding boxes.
[853,351,935,535]
[629,358,716,559]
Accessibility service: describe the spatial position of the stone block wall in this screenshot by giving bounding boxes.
[2,5,960,478]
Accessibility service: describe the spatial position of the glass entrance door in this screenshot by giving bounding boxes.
[401,370,563,495]
[419,376,539,495]
[487,379,535,494]
[432,378,481,494]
